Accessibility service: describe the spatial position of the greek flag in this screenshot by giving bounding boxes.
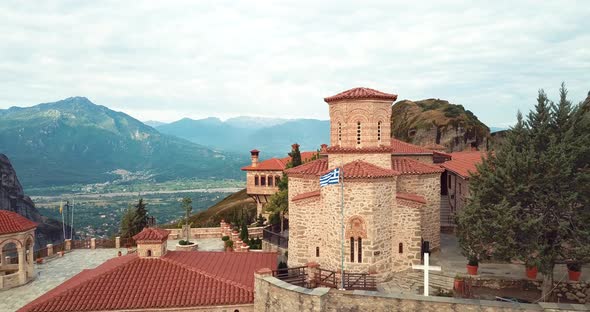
[320,168,340,187]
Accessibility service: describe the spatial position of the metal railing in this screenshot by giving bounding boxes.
[263,229,288,249]
[272,266,308,288]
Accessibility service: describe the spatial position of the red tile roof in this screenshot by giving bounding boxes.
[440,151,486,178]
[390,138,435,155]
[20,251,277,312]
[132,227,170,243]
[292,190,321,202]
[324,87,398,103]
[396,192,427,204]
[333,160,399,179]
[392,157,444,175]
[284,158,328,177]
[241,151,318,171]
[0,210,37,235]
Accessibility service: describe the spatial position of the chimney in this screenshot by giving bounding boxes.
[320,144,328,153]
[250,149,260,167]
[291,143,300,151]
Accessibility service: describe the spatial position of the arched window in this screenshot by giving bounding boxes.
[254,175,259,186]
[338,122,342,145]
[268,176,273,187]
[357,238,362,263]
[399,243,403,254]
[147,250,152,257]
[356,122,361,145]
[350,237,355,262]
[261,176,266,186]
[2,242,18,265]
[377,121,382,143]
[316,247,320,257]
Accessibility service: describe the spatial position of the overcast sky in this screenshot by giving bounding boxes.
[1,1,588,127]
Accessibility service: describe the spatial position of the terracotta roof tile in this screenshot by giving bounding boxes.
[390,138,435,155]
[284,158,328,177]
[326,160,399,179]
[0,210,37,235]
[324,87,398,103]
[392,157,444,175]
[132,227,170,242]
[396,192,427,204]
[19,251,277,312]
[241,151,318,171]
[292,190,321,202]
[440,151,486,178]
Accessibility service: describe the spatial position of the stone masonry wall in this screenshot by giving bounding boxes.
[328,152,391,169]
[390,199,423,273]
[396,174,441,250]
[288,195,322,268]
[254,273,588,312]
[392,154,434,164]
[327,99,392,148]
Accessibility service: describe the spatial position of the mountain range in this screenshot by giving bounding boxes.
[0,97,245,187]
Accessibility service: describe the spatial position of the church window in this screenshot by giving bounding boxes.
[357,238,362,263]
[448,175,451,188]
[268,176,273,187]
[350,237,355,262]
[261,176,266,186]
[356,122,361,145]
[254,175,259,186]
[399,243,403,254]
[377,121,382,143]
[147,250,152,257]
[338,122,342,145]
[316,247,320,257]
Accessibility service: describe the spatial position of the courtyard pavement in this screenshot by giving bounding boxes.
[0,238,224,312]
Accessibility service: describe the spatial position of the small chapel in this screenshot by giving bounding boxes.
[285,87,444,278]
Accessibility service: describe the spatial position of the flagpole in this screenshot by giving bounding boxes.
[70,198,75,240]
[60,201,66,242]
[340,166,345,290]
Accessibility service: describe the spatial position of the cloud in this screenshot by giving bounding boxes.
[0,0,588,126]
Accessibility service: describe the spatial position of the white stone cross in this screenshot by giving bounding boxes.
[412,252,441,296]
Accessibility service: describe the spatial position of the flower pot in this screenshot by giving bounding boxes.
[568,269,581,281]
[526,266,538,279]
[36,258,44,264]
[466,264,478,275]
[454,279,464,291]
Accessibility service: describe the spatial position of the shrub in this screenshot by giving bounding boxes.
[467,256,478,266]
[567,263,582,272]
[179,240,193,246]
[221,236,230,241]
[224,240,234,249]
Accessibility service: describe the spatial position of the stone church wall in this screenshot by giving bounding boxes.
[288,195,323,268]
[396,174,441,250]
[327,99,392,148]
[390,198,423,272]
[392,154,434,164]
[328,152,391,169]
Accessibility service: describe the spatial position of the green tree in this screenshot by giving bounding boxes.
[289,143,302,167]
[133,198,148,235]
[181,197,193,242]
[240,221,249,242]
[456,85,590,301]
[119,205,137,239]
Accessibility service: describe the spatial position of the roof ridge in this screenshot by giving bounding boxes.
[161,255,253,292]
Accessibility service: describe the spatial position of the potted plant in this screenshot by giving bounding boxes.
[224,240,234,252]
[525,259,539,279]
[453,275,465,292]
[567,263,582,281]
[467,256,479,275]
[36,258,44,264]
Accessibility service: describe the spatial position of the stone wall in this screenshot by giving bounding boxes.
[328,152,391,169]
[327,99,392,148]
[447,172,470,213]
[109,304,254,311]
[390,198,423,273]
[396,174,441,250]
[392,154,434,164]
[254,272,589,312]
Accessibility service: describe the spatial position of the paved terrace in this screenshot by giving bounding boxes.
[0,239,224,312]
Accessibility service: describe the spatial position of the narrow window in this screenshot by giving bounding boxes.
[147,250,152,257]
[377,121,382,143]
[356,122,361,145]
[268,176,273,187]
[458,182,462,194]
[350,237,355,262]
[338,122,342,145]
[448,176,451,188]
[358,238,362,263]
[316,247,320,257]
[255,175,259,186]
[261,176,266,186]
[399,243,403,254]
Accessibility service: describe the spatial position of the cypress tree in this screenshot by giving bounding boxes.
[133,198,148,235]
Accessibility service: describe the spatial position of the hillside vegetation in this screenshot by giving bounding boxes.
[391,99,490,151]
[0,97,245,187]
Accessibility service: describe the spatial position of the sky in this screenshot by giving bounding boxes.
[0,1,588,127]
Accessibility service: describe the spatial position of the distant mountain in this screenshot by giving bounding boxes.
[0,97,244,188]
[489,126,508,133]
[143,120,167,127]
[391,99,490,152]
[156,117,329,156]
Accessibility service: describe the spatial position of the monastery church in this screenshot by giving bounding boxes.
[284,87,445,277]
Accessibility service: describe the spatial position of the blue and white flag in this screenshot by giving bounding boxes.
[320,168,340,187]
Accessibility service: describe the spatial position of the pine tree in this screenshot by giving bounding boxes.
[119,205,137,239]
[289,143,302,167]
[133,198,148,235]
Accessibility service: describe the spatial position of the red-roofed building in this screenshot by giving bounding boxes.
[0,210,37,290]
[284,87,445,277]
[241,144,319,217]
[20,227,277,312]
[439,151,487,226]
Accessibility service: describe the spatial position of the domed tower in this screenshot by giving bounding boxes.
[324,87,398,168]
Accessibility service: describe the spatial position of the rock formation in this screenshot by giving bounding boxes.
[0,154,65,249]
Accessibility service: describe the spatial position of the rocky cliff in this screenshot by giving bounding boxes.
[391,99,490,152]
[0,154,65,248]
